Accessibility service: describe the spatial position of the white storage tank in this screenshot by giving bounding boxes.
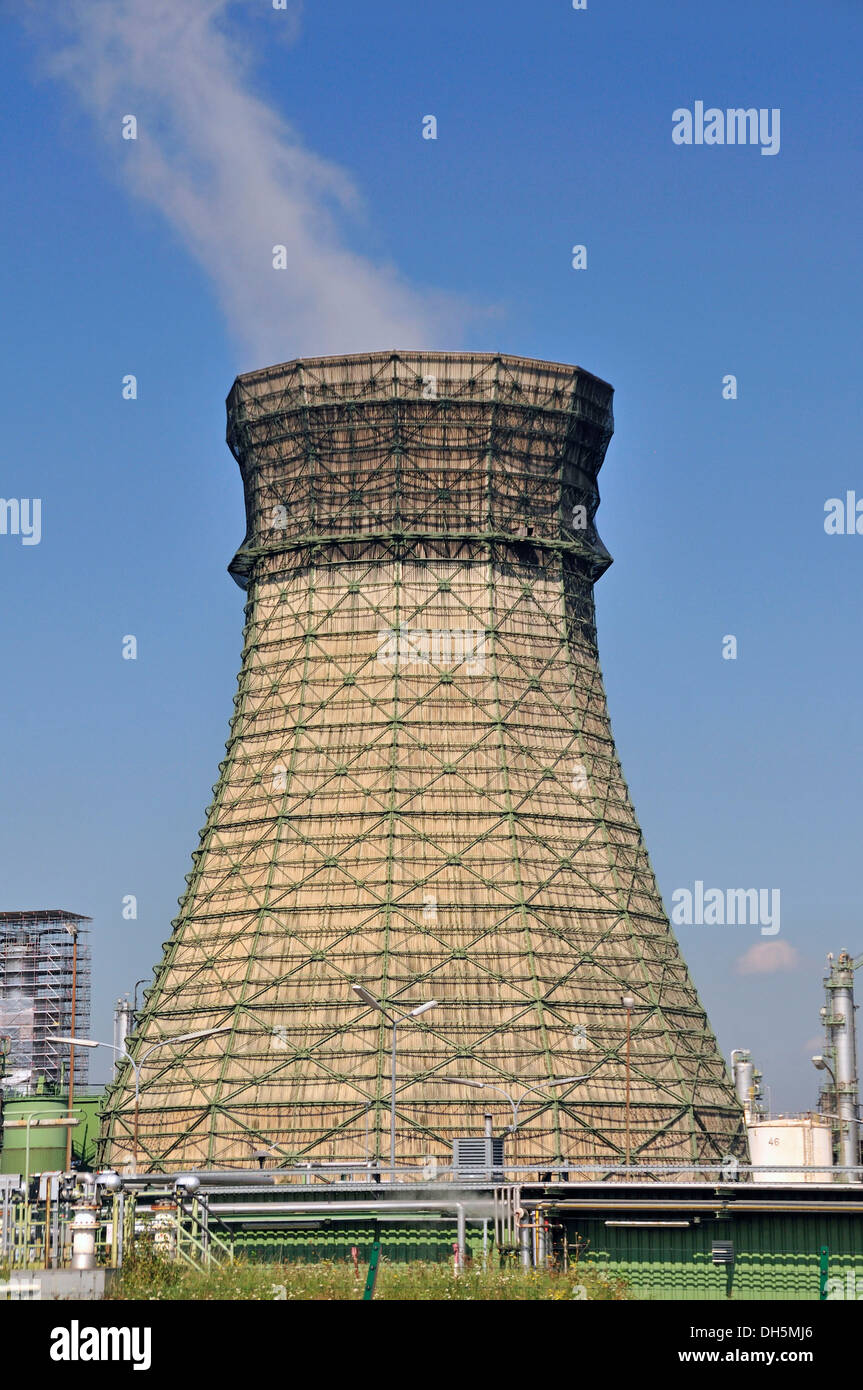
[747,1114,833,1182]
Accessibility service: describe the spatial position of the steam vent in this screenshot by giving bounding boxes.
[100,351,745,1172]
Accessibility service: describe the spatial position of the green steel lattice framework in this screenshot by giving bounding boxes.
[99,351,746,1173]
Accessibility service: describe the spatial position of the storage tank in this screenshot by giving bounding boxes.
[747,1115,833,1182]
[0,1093,70,1177]
[0,1092,103,1176]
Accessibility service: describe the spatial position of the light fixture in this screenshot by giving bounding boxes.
[352,984,383,1010]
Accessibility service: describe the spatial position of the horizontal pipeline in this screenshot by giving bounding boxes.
[203,1200,496,1216]
[537,1199,863,1215]
[110,1163,859,1181]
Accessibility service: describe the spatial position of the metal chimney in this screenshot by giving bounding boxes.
[112,996,133,1064]
[822,951,860,1171]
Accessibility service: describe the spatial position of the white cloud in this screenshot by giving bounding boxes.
[28,0,468,365]
[735,940,800,975]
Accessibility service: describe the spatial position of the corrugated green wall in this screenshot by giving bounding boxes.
[228,1212,863,1299]
[571,1214,863,1300]
[230,1221,466,1264]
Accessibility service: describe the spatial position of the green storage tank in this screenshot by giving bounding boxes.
[0,1092,103,1177]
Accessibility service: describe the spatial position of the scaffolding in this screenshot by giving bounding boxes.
[0,910,91,1091]
[99,351,746,1174]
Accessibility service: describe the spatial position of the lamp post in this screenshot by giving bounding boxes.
[444,1074,589,1168]
[622,994,635,1169]
[445,1075,589,1134]
[63,922,79,1172]
[24,1108,39,1190]
[53,1025,230,1171]
[813,1052,859,1176]
[363,1099,372,1160]
[812,1054,846,1170]
[350,986,438,1177]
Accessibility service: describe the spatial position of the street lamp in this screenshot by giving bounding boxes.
[350,986,438,1176]
[622,994,635,1169]
[811,1054,847,1167]
[53,1025,231,1171]
[62,922,79,1171]
[443,1074,589,1171]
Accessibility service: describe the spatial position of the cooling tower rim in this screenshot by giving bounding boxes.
[227,348,614,397]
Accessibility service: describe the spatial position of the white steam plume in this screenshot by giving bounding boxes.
[29,0,467,365]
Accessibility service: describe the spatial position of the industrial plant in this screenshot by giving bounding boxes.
[2,354,862,1300]
[0,910,90,1095]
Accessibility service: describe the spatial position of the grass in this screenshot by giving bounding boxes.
[108,1243,630,1302]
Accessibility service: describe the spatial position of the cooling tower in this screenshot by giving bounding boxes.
[100,351,745,1172]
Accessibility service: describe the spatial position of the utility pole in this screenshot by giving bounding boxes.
[622,994,635,1168]
[65,924,79,1171]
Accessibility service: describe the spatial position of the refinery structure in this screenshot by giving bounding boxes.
[99,351,745,1174]
[0,909,90,1093]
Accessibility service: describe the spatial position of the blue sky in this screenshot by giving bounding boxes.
[1,0,861,1109]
